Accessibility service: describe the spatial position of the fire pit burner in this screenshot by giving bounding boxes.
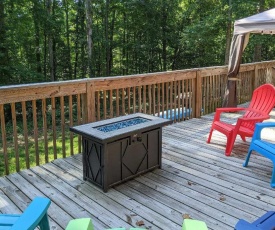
[95,117,149,132]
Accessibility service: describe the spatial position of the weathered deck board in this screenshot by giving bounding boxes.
[1,107,275,230]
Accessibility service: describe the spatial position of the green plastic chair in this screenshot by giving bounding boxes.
[106,228,145,230]
[66,218,146,230]
[0,197,51,230]
[66,218,94,230]
[182,219,208,230]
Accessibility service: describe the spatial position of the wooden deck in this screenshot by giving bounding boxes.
[1,107,275,230]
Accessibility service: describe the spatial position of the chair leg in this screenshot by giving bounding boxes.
[270,165,275,188]
[207,128,213,143]
[225,132,237,156]
[240,135,246,142]
[243,148,253,167]
[38,214,50,230]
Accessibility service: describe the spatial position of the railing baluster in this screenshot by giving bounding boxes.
[127,87,131,115]
[69,95,74,156]
[116,89,119,116]
[182,80,185,119]
[185,80,189,118]
[97,91,101,120]
[206,76,210,114]
[133,86,136,113]
[169,82,173,120]
[51,97,57,159]
[32,100,39,166]
[60,96,66,158]
[42,98,48,163]
[148,85,151,115]
[173,82,177,122]
[109,89,113,118]
[138,86,141,113]
[0,104,8,175]
[103,90,107,120]
[143,85,146,114]
[191,78,195,118]
[165,82,169,117]
[21,101,29,168]
[122,88,125,115]
[177,81,181,121]
[77,94,82,153]
[157,83,160,116]
[11,103,19,171]
[161,82,164,117]
[152,84,156,116]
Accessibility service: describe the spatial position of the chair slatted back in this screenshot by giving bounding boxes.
[242,84,275,131]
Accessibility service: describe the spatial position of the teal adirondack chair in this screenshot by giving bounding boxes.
[0,197,51,230]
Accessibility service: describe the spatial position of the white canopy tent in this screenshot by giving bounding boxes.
[223,8,275,107]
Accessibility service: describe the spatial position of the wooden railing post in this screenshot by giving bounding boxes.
[195,70,202,118]
[86,81,96,123]
[254,65,258,89]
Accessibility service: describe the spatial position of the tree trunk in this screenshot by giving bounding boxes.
[109,9,116,75]
[74,0,82,79]
[32,0,42,75]
[161,0,167,71]
[63,0,72,79]
[85,0,93,78]
[122,12,126,75]
[224,0,232,65]
[0,0,9,84]
[105,0,110,76]
[47,0,55,81]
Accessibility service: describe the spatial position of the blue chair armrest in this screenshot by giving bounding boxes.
[0,214,21,226]
[255,122,275,128]
[235,219,259,230]
[252,211,275,225]
[252,211,275,229]
[252,122,275,141]
[235,212,275,230]
[11,197,51,230]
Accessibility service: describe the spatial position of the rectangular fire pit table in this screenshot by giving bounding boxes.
[70,113,172,192]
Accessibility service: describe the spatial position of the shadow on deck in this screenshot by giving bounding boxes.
[1,107,275,230]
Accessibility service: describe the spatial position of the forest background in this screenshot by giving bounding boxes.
[1,0,275,86]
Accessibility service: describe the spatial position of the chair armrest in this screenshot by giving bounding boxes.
[255,122,275,129]
[214,107,246,121]
[238,115,270,122]
[234,219,259,230]
[216,107,246,112]
[11,197,51,230]
[234,115,270,131]
[251,122,275,141]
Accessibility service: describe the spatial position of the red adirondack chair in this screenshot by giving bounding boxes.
[207,83,275,156]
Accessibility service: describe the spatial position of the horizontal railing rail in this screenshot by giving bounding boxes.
[0,60,274,175]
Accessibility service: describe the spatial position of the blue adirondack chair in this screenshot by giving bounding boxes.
[243,122,275,188]
[235,211,275,230]
[0,197,51,230]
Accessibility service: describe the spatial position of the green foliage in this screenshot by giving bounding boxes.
[0,0,275,85]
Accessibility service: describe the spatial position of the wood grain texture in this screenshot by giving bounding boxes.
[1,107,275,230]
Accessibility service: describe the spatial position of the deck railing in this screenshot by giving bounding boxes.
[0,60,275,175]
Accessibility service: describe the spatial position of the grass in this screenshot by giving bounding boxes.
[0,121,81,176]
